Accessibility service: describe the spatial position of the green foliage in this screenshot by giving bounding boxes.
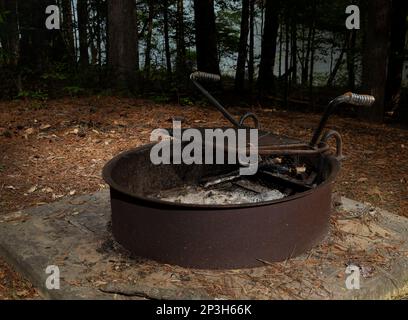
[179,97,194,106]
[152,95,171,104]
[41,72,68,81]
[216,5,241,57]
[0,9,9,25]
[16,90,48,101]
[63,86,86,97]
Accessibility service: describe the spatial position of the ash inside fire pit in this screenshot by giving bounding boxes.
[153,180,285,205]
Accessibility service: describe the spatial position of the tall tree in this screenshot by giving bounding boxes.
[235,0,250,92]
[193,0,220,74]
[308,0,317,109]
[248,0,255,88]
[327,34,347,88]
[162,0,172,79]
[362,0,391,122]
[107,0,139,90]
[175,0,186,81]
[77,0,89,67]
[257,0,280,95]
[144,0,156,79]
[290,16,298,86]
[61,0,76,62]
[385,0,408,115]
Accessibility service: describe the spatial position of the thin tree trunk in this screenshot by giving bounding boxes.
[163,0,172,79]
[278,23,283,78]
[193,0,220,74]
[329,34,335,75]
[308,2,316,110]
[144,0,155,79]
[284,14,290,106]
[235,0,250,92]
[248,0,255,88]
[302,3,315,88]
[71,0,79,60]
[176,0,187,82]
[291,18,298,86]
[96,0,102,66]
[77,0,89,67]
[327,35,347,87]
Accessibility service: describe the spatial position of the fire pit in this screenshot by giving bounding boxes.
[103,72,375,269]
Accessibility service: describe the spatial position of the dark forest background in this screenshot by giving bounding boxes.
[0,0,407,123]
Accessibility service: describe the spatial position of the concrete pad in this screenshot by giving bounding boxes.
[0,190,407,300]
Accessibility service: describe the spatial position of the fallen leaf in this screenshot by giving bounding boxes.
[25,128,35,135]
[27,185,37,193]
[357,177,368,183]
[39,124,51,131]
[41,187,54,193]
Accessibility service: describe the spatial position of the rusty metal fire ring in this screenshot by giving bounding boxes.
[102,132,340,270]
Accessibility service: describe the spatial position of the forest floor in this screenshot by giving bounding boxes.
[0,96,407,299]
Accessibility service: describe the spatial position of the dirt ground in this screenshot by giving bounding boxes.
[0,96,407,299]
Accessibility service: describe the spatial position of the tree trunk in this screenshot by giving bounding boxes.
[176,0,186,82]
[235,0,250,92]
[96,0,102,66]
[257,0,280,95]
[248,0,255,88]
[144,0,155,79]
[193,0,220,74]
[291,18,297,86]
[327,35,347,87]
[278,22,283,78]
[385,0,408,115]
[302,0,316,88]
[362,0,391,122]
[77,0,89,67]
[107,0,139,90]
[308,2,316,110]
[163,0,172,79]
[61,0,76,62]
[284,14,290,106]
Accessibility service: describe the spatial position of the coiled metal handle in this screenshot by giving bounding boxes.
[343,92,375,107]
[190,71,221,82]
